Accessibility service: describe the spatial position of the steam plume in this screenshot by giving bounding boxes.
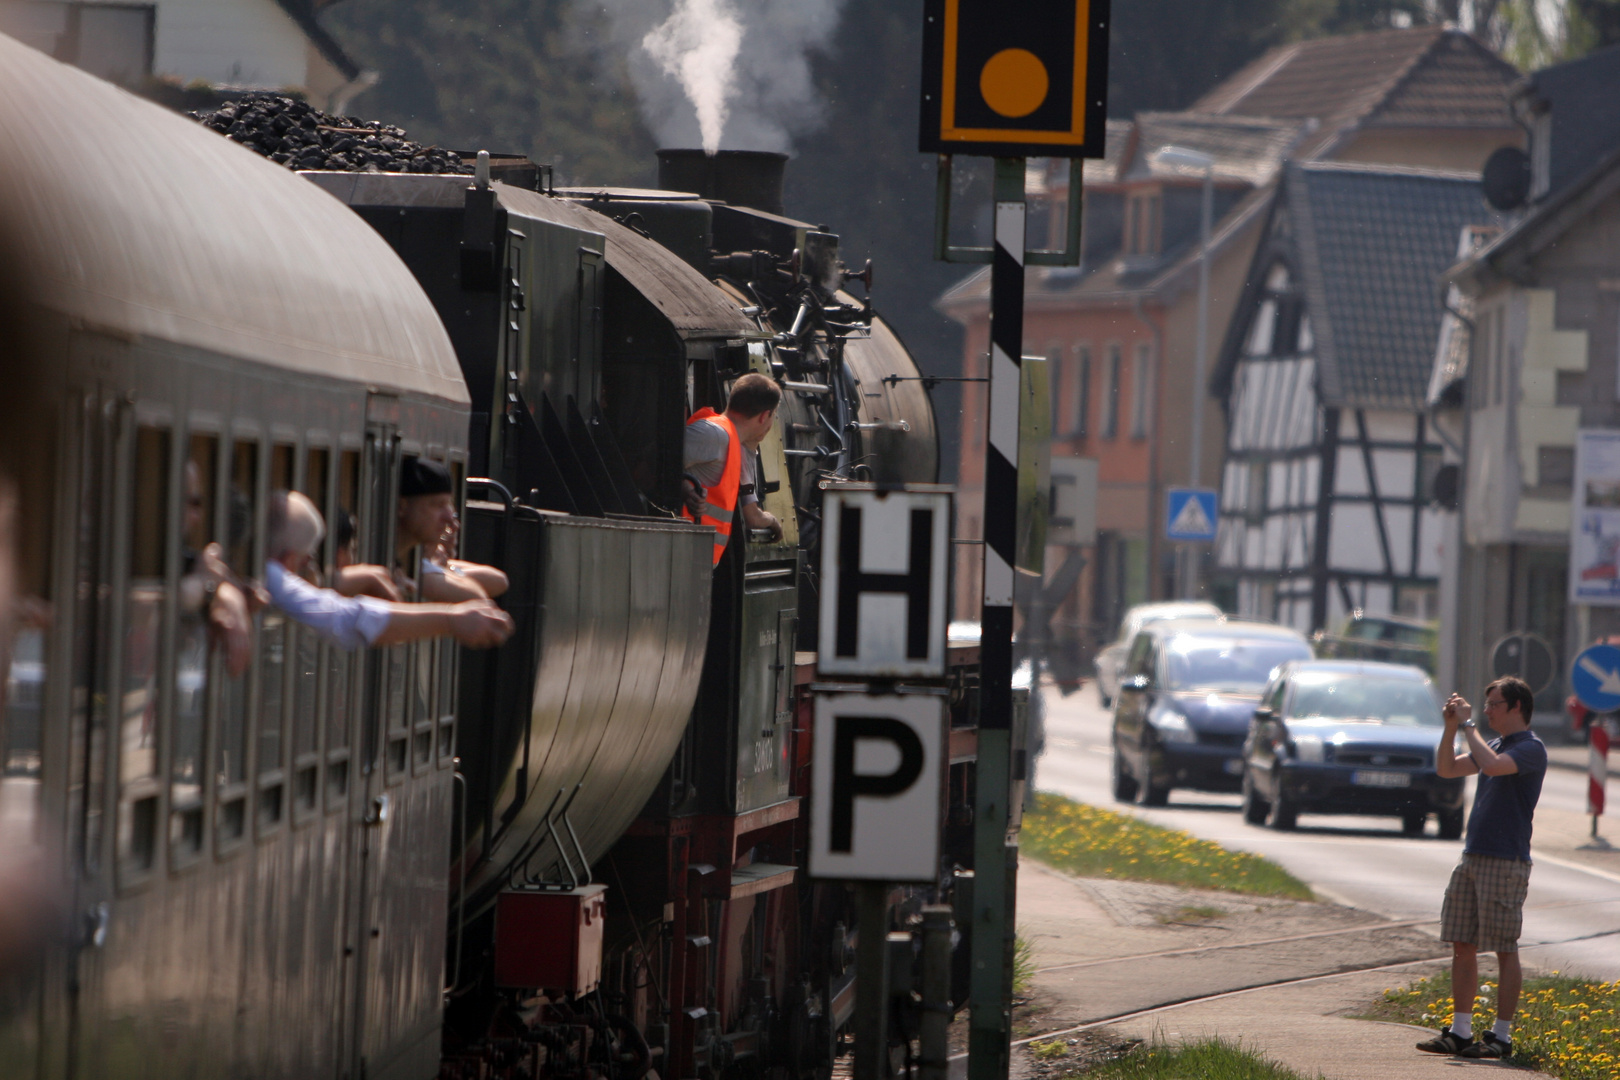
[588,0,848,154]
[642,0,742,154]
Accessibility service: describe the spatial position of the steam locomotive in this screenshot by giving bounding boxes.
[0,32,994,1080]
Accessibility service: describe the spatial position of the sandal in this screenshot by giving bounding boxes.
[1458,1032,1511,1059]
[1415,1026,1473,1054]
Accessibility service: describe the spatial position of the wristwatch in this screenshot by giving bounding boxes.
[1460,718,1476,731]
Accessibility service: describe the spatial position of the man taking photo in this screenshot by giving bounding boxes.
[1416,676,1546,1060]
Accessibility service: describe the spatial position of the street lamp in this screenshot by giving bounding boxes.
[1151,145,1215,599]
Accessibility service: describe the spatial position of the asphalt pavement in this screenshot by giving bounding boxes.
[1034,681,1620,981]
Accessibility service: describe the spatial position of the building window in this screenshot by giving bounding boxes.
[1125,191,1162,256]
[1130,343,1152,438]
[1073,344,1091,438]
[1537,445,1574,489]
[1531,111,1551,201]
[1101,344,1122,439]
[1245,459,1268,525]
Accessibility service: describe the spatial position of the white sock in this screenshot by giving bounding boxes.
[1492,1019,1511,1043]
[1451,1012,1472,1038]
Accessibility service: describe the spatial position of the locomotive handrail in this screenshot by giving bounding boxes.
[464,476,515,510]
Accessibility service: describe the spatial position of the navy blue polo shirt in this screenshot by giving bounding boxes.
[1463,728,1547,861]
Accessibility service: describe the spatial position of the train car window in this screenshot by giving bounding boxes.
[384,644,409,781]
[170,434,218,861]
[118,425,168,877]
[216,439,258,845]
[291,448,328,817]
[69,399,109,875]
[325,449,361,808]
[412,639,433,772]
[4,625,45,780]
[256,445,294,831]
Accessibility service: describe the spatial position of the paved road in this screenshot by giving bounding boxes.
[1035,684,1620,981]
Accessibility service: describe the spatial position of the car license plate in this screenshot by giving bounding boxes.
[1223,758,1244,775]
[1352,770,1410,788]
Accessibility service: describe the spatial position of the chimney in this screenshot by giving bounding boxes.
[657,149,788,216]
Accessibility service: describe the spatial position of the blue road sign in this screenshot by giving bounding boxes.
[1572,643,1620,713]
[1166,488,1218,543]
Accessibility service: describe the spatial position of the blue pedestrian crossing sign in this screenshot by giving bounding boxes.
[1572,643,1620,713]
[1166,488,1218,543]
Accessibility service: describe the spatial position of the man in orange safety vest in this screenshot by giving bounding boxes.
[683,372,783,565]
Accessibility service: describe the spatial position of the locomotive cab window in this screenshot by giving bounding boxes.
[118,425,168,881]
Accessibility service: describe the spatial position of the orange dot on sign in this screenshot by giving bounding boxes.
[979,48,1049,119]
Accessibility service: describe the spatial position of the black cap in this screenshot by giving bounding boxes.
[400,457,453,498]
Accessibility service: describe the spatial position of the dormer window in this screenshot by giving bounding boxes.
[1124,189,1162,256]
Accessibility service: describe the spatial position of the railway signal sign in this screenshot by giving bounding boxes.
[809,692,945,881]
[919,0,1111,158]
[818,486,951,678]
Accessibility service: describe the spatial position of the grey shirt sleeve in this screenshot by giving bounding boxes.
[682,419,757,505]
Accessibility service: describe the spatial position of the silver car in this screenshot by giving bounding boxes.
[1094,601,1222,706]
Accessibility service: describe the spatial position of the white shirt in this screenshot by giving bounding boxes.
[264,561,391,651]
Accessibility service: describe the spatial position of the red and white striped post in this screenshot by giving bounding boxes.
[1590,719,1611,839]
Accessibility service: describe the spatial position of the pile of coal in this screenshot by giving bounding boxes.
[191,93,471,174]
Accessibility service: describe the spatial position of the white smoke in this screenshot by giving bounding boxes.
[587,0,848,154]
[641,0,742,154]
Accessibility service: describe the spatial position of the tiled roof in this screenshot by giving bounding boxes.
[1192,27,1515,153]
[1365,30,1519,128]
[1289,162,1504,410]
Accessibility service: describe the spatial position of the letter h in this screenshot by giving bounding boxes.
[835,503,933,660]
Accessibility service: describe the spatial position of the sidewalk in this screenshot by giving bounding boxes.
[1014,860,1558,1080]
[1547,742,1593,774]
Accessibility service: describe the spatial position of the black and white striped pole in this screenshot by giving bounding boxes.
[920,8,1110,1077]
[966,157,1026,1080]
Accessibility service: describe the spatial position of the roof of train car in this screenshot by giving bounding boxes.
[305,173,758,342]
[0,33,467,405]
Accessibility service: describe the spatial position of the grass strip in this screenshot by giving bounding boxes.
[1037,1037,1321,1079]
[1021,793,1313,900]
[1363,970,1620,1080]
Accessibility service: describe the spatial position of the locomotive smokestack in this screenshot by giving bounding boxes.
[657,149,787,216]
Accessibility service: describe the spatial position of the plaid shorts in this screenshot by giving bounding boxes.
[1440,852,1532,953]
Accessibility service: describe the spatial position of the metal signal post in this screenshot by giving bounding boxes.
[920,4,1109,1077]
[966,157,1027,1080]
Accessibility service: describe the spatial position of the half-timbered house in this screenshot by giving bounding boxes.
[1212,162,1501,633]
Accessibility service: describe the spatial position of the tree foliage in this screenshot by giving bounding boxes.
[323,0,657,185]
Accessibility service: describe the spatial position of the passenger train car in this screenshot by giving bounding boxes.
[0,28,990,1080]
[0,30,478,1079]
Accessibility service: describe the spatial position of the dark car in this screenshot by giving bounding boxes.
[1240,660,1466,836]
[1112,620,1314,806]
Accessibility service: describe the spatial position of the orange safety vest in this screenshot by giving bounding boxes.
[683,408,742,566]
